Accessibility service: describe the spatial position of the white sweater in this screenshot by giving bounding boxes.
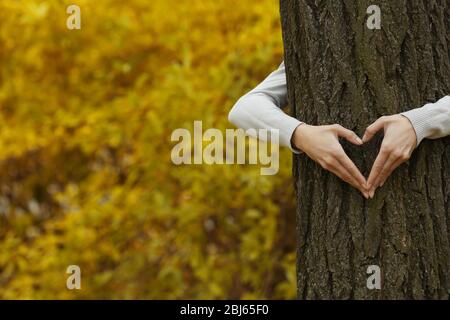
[229,62,450,151]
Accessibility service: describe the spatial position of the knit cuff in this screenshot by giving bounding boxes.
[401,106,432,146]
[280,118,303,154]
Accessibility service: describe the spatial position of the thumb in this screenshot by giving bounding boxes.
[333,125,363,145]
[362,117,386,143]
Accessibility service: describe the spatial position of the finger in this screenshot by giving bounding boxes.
[367,147,389,190]
[362,117,386,143]
[377,157,404,188]
[327,161,369,198]
[370,153,397,196]
[333,125,363,145]
[335,149,367,190]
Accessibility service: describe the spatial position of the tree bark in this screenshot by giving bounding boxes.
[280,0,450,299]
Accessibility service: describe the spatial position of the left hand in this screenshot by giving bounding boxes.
[362,115,417,198]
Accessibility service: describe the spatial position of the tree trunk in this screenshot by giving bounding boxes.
[280,0,450,299]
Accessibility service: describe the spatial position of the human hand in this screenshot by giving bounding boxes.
[292,124,369,198]
[362,115,417,198]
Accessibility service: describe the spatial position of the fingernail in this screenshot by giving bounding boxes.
[370,190,375,198]
[380,181,384,187]
[357,138,363,144]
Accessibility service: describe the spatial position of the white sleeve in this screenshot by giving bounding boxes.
[401,95,450,145]
[228,62,303,152]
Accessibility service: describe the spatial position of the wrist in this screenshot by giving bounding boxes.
[291,123,310,152]
[397,114,417,147]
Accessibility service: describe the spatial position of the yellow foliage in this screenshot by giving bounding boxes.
[0,0,296,299]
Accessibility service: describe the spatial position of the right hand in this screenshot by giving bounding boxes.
[292,124,369,198]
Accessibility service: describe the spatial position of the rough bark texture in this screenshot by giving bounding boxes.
[280,0,450,299]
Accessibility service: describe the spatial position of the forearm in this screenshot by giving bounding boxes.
[401,95,450,145]
[228,93,302,151]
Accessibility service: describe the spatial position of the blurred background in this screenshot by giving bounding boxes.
[0,0,296,299]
